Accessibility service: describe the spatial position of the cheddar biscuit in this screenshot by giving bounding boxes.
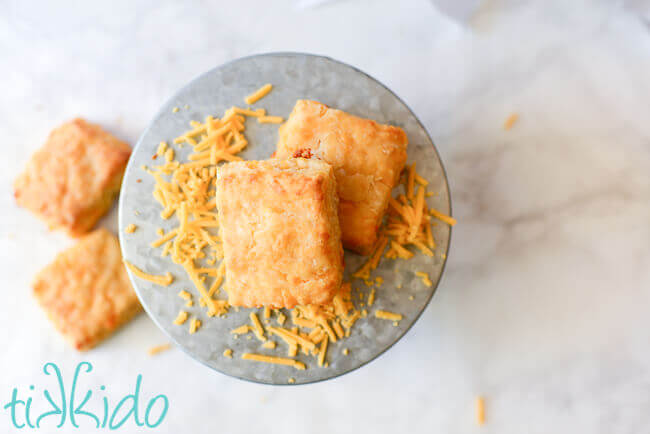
[14,118,131,237]
[275,100,408,255]
[216,158,343,308]
[33,229,141,351]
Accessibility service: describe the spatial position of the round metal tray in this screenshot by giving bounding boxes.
[119,53,451,385]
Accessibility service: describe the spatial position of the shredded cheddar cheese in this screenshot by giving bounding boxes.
[476,397,485,425]
[415,271,433,287]
[173,311,189,325]
[429,208,457,226]
[223,348,233,358]
[147,343,171,356]
[318,335,328,367]
[262,341,276,349]
[124,224,137,234]
[231,325,251,335]
[375,310,403,322]
[368,288,376,307]
[257,116,284,124]
[245,83,272,105]
[503,113,518,130]
[250,312,267,342]
[241,353,306,370]
[124,261,173,286]
[189,318,201,334]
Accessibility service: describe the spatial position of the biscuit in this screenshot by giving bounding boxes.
[216,158,343,308]
[33,229,141,351]
[14,118,131,237]
[275,100,408,255]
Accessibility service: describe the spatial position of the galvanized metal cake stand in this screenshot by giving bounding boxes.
[119,53,451,385]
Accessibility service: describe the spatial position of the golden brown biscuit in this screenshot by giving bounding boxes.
[275,100,408,255]
[216,158,344,308]
[33,229,141,351]
[14,118,131,237]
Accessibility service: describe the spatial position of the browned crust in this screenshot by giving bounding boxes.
[32,229,142,351]
[275,100,408,255]
[216,158,343,308]
[14,118,131,237]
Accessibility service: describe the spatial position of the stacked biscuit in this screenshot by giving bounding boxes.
[14,119,140,350]
[217,100,408,309]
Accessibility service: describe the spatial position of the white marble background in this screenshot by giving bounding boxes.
[1,0,649,433]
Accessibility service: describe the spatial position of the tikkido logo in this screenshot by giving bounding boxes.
[3,362,169,430]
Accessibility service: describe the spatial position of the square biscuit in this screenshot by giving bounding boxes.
[14,118,131,237]
[275,100,408,255]
[216,158,344,308]
[33,228,141,351]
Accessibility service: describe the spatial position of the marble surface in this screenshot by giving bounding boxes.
[1,0,649,432]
